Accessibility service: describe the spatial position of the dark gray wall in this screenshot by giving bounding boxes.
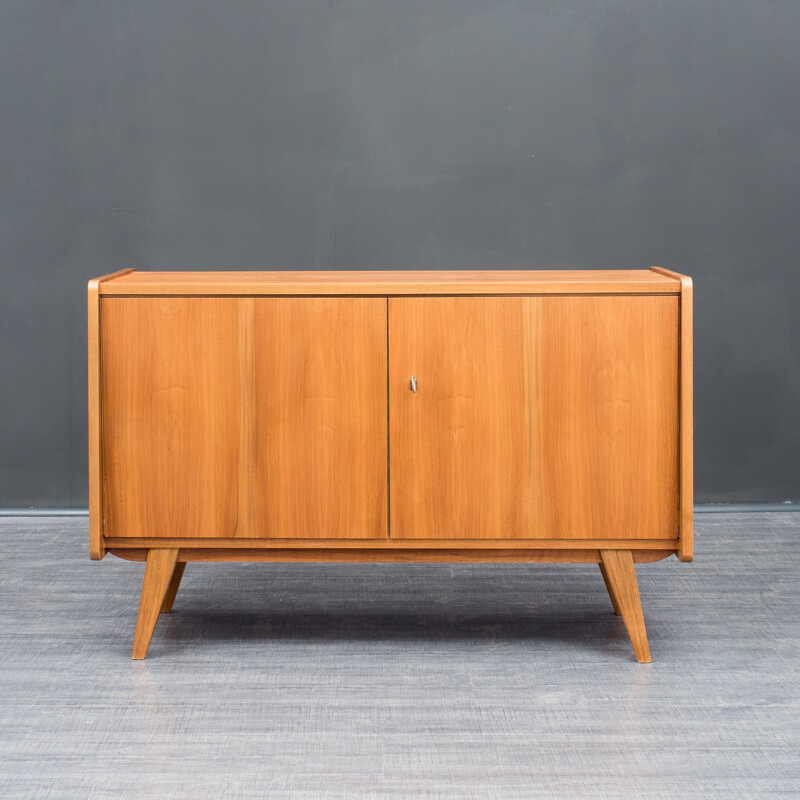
[1,1,799,507]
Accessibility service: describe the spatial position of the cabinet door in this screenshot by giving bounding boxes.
[389,296,678,540]
[102,297,387,539]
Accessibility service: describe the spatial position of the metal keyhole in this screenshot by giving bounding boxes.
[410,375,417,392]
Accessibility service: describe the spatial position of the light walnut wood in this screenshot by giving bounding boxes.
[101,297,387,540]
[160,562,186,613]
[600,550,651,662]
[389,295,678,540]
[87,268,135,560]
[97,269,681,296]
[599,563,622,615]
[131,548,179,659]
[650,267,694,561]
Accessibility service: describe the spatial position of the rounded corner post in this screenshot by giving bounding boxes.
[677,272,693,562]
[648,267,693,563]
[88,269,133,562]
[88,277,105,560]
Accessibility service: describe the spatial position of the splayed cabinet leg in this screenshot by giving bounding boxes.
[132,548,180,659]
[160,562,186,613]
[599,563,622,615]
[599,550,651,663]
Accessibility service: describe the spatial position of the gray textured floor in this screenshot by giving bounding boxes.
[1,514,799,799]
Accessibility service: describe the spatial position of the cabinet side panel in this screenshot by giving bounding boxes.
[538,296,679,539]
[102,298,243,538]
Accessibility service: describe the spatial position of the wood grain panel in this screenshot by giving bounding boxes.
[389,296,678,540]
[389,297,540,540]
[537,296,679,539]
[249,297,387,539]
[102,297,387,539]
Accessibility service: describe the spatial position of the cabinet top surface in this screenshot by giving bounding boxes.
[96,268,684,296]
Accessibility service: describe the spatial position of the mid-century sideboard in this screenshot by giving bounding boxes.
[88,268,693,661]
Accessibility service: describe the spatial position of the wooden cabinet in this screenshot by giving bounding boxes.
[89,268,693,661]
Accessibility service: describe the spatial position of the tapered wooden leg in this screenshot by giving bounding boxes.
[160,562,186,613]
[132,548,179,660]
[599,563,622,615]
[599,550,651,663]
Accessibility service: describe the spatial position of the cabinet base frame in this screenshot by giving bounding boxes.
[110,547,675,564]
[123,545,666,660]
[105,537,678,553]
